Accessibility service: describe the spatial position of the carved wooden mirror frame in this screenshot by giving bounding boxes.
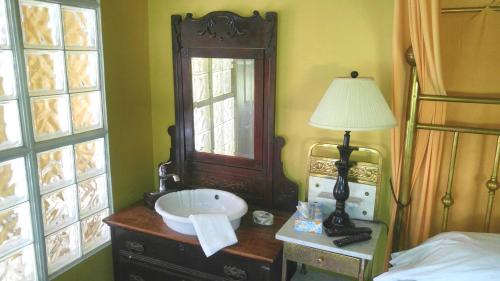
[162,11,297,211]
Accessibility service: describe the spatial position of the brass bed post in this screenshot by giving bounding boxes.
[393,48,419,251]
[484,136,500,231]
[441,132,459,231]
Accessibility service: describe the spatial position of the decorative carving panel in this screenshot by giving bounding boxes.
[195,13,244,40]
[309,156,379,186]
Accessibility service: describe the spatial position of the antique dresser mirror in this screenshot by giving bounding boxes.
[146,11,298,211]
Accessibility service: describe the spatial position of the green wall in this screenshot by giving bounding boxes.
[148,0,394,276]
[54,0,154,280]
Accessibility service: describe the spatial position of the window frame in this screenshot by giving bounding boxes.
[0,0,113,280]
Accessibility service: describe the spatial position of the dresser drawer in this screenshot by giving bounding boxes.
[114,227,195,267]
[113,227,273,281]
[119,259,212,281]
[284,243,360,277]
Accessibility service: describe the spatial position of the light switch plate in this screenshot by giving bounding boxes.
[308,176,376,221]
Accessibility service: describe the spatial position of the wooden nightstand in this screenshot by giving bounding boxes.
[276,213,383,281]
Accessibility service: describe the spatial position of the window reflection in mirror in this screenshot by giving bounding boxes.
[191,57,254,159]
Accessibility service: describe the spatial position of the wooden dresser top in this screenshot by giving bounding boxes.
[104,203,292,263]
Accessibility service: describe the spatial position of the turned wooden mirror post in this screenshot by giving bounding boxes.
[144,11,298,211]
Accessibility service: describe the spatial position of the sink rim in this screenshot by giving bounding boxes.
[155,188,248,223]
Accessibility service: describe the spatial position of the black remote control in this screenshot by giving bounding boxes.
[333,233,372,247]
[328,227,372,237]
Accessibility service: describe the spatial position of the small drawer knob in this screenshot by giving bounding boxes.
[223,265,247,281]
[125,241,145,255]
[316,256,325,263]
[129,274,145,281]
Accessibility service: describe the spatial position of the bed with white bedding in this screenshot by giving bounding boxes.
[375,232,500,281]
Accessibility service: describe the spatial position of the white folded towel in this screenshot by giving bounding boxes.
[188,213,238,257]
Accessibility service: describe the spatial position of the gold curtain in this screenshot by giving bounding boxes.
[433,5,500,233]
[389,0,447,256]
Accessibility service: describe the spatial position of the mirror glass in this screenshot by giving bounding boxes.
[191,57,254,159]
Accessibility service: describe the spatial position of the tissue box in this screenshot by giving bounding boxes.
[293,203,323,234]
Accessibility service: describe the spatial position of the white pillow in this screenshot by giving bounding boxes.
[374,232,500,281]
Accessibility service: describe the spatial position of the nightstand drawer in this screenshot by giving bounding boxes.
[284,243,361,277]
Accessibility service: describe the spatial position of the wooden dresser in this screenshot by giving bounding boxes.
[104,204,294,281]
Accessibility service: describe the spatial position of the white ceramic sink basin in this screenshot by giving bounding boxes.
[155,189,248,235]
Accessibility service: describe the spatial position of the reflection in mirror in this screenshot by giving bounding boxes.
[191,57,254,159]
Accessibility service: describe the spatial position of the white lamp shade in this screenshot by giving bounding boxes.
[309,77,396,131]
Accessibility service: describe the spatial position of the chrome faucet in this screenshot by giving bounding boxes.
[159,173,181,192]
[145,161,181,209]
[158,161,180,192]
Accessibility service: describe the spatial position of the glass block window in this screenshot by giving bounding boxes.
[192,58,236,156]
[191,58,255,158]
[0,0,111,280]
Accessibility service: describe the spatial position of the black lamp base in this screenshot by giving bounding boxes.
[323,210,355,236]
[323,130,356,236]
[324,208,355,227]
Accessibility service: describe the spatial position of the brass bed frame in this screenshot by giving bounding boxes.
[392,48,500,251]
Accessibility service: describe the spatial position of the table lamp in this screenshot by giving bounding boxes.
[309,71,396,234]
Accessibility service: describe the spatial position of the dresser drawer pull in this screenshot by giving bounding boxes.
[125,241,145,254]
[316,256,325,263]
[223,265,247,281]
[129,274,145,281]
